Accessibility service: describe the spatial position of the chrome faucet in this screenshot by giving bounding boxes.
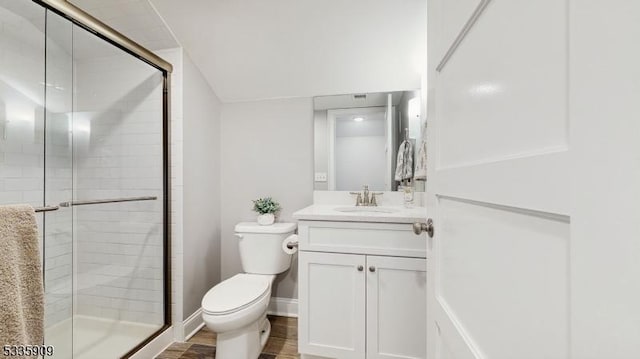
[350,185,383,206]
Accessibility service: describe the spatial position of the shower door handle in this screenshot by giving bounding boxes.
[34,205,60,213]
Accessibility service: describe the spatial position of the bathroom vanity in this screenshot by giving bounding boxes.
[294,201,428,359]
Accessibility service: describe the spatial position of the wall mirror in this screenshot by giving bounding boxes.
[313,90,425,192]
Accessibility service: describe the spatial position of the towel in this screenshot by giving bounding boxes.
[0,205,44,349]
[414,140,427,180]
[394,140,413,182]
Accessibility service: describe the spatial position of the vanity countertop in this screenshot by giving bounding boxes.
[293,204,427,224]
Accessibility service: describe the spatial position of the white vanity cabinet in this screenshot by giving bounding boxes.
[297,220,427,359]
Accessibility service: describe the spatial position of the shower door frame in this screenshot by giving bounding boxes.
[32,0,173,357]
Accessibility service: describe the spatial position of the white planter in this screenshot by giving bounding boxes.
[257,213,275,225]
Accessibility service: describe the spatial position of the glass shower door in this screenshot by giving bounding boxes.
[1,2,168,358]
[69,21,166,359]
[0,1,74,356]
[43,7,74,359]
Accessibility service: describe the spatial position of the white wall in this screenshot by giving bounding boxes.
[182,51,222,320]
[155,48,223,339]
[220,98,314,299]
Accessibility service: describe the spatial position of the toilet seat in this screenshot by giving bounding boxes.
[202,274,272,316]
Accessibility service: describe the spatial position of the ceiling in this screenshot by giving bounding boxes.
[69,0,426,103]
[69,0,178,51]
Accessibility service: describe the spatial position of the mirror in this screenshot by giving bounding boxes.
[313,90,425,192]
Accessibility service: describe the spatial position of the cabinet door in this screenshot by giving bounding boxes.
[299,251,366,359]
[366,256,427,359]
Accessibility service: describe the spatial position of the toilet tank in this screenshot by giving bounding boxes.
[235,222,297,274]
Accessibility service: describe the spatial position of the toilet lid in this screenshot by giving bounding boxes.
[202,274,271,315]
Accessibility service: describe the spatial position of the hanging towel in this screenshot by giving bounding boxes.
[394,140,414,182]
[0,205,44,350]
[414,140,427,181]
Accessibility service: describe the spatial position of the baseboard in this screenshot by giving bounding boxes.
[128,326,174,359]
[267,297,298,317]
[183,308,205,341]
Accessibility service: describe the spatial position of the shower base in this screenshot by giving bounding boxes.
[45,315,160,359]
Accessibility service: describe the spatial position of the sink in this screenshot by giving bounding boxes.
[334,206,400,214]
[294,203,426,223]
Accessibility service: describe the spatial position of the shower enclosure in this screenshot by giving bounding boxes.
[0,1,170,358]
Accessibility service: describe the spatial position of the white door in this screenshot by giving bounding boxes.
[366,255,427,359]
[426,1,640,359]
[298,251,366,359]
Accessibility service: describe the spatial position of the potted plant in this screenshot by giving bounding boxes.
[252,197,280,225]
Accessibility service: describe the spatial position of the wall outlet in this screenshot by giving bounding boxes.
[314,172,327,182]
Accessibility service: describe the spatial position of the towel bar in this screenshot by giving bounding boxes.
[59,196,157,207]
[31,196,157,212]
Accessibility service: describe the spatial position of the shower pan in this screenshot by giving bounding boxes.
[0,1,171,358]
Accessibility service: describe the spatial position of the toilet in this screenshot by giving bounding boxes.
[202,222,297,359]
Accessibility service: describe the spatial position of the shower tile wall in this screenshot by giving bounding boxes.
[0,3,75,328]
[72,51,165,325]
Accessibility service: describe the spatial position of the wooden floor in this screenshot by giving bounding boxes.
[156,315,299,359]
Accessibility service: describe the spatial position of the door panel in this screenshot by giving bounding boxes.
[433,152,569,216]
[427,0,571,358]
[438,198,569,359]
[438,0,567,170]
[366,256,427,359]
[298,251,366,359]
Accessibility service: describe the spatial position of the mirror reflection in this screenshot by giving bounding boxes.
[314,90,425,192]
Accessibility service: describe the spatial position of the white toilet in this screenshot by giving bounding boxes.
[202,222,297,359]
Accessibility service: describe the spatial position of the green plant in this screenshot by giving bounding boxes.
[252,197,281,215]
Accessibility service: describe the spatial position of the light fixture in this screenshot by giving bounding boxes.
[353,117,364,122]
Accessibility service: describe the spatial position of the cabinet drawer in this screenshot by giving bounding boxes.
[298,221,427,258]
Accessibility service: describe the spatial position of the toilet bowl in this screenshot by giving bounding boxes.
[201,222,297,359]
[202,274,274,359]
